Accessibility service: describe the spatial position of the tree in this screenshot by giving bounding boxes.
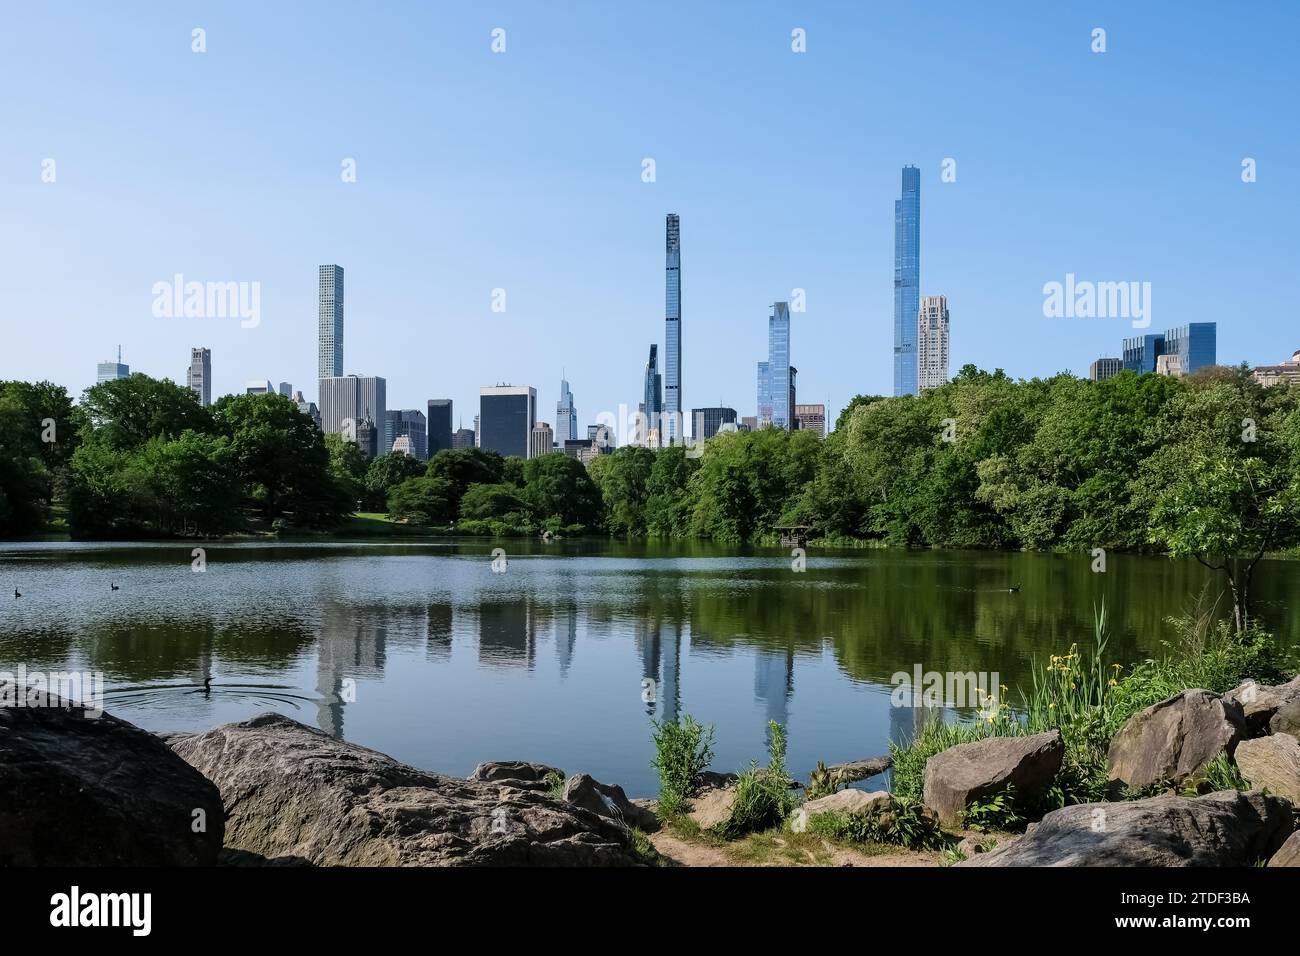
[0,381,81,535]
[133,431,243,535]
[79,374,212,452]
[325,432,369,506]
[589,446,655,534]
[521,452,602,530]
[645,445,699,537]
[387,476,455,525]
[426,448,506,515]
[364,452,424,511]
[459,482,529,522]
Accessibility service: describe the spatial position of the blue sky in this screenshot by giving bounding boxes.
[2,1,1296,431]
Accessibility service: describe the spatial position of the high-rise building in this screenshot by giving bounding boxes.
[473,415,480,447]
[788,365,797,424]
[187,347,211,406]
[530,422,554,459]
[452,427,476,450]
[740,416,757,432]
[355,415,379,458]
[643,345,663,447]
[794,404,826,437]
[426,399,453,456]
[1089,357,1122,381]
[894,166,921,396]
[278,382,293,398]
[757,302,792,429]
[246,380,274,395]
[917,295,950,391]
[1122,333,1164,374]
[556,378,577,442]
[97,346,129,384]
[691,407,737,441]
[663,213,682,444]
[292,390,321,428]
[479,386,536,459]
[320,374,387,450]
[318,264,344,380]
[1122,323,1216,376]
[386,409,429,460]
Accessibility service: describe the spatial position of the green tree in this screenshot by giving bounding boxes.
[521,452,602,530]
[79,374,212,451]
[364,452,424,511]
[426,448,506,515]
[325,432,369,506]
[459,482,529,522]
[589,445,656,534]
[388,476,455,525]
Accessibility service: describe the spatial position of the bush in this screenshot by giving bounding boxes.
[806,796,943,850]
[716,721,797,838]
[650,714,715,817]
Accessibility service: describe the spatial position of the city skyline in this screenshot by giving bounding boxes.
[5,4,1296,432]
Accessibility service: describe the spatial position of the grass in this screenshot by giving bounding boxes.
[650,713,716,817]
[804,797,945,850]
[715,721,798,839]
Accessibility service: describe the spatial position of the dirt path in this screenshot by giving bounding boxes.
[648,829,941,867]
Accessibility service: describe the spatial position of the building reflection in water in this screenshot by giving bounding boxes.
[635,617,681,723]
[753,644,793,732]
[477,598,535,669]
[315,603,390,739]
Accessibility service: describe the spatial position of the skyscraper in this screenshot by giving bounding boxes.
[757,302,792,429]
[917,295,950,391]
[691,407,737,440]
[386,409,429,460]
[530,422,554,459]
[188,347,211,406]
[246,380,274,395]
[894,166,921,396]
[1122,323,1216,376]
[643,344,662,447]
[663,213,682,443]
[793,404,826,436]
[97,346,129,384]
[426,399,453,456]
[479,386,536,458]
[556,378,577,442]
[320,374,386,450]
[318,264,344,380]
[278,382,293,398]
[1089,357,1122,381]
[452,426,476,449]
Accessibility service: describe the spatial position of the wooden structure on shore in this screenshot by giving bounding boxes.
[775,525,813,548]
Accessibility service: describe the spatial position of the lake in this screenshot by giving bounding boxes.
[3,539,1297,797]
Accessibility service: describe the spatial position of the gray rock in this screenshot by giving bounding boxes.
[468,761,563,790]
[1227,675,1300,736]
[1107,689,1245,790]
[562,773,658,831]
[822,755,892,784]
[1268,830,1300,867]
[688,786,738,831]
[167,713,638,866]
[802,789,892,817]
[962,790,1293,867]
[923,730,1064,825]
[1272,698,1300,737]
[1234,734,1300,804]
[0,700,223,866]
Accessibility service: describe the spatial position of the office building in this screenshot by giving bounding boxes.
[643,344,663,447]
[530,422,554,459]
[917,295,950,391]
[187,347,211,406]
[355,415,379,458]
[426,399,453,456]
[1122,333,1164,374]
[320,375,387,450]
[1252,350,1300,387]
[1122,323,1216,376]
[691,407,737,441]
[1090,357,1122,381]
[479,385,536,459]
[97,346,129,384]
[793,404,826,437]
[473,415,480,447]
[318,264,344,379]
[740,416,757,432]
[894,165,921,396]
[278,382,292,398]
[246,380,274,395]
[452,426,476,450]
[386,409,428,460]
[757,302,792,429]
[1156,354,1185,377]
[556,378,577,442]
[664,213,682,444]
[292,390,320,428]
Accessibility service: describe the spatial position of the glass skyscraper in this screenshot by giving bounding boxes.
[426,399,453,456]
[318,264,344,380]
[761,302,792,429]
[893,166,920,396]
[479,386,536,459]
[556,378,577,442]
[663,214,681,444]
[643,344,662,446]
[1122,323,1216,375]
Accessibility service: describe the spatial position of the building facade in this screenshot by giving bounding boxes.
[793,404,826,437]
[318,264,344,379]
[320,374,387,450]
[917,295,950,391]
[292,390,321,428]
[894,165,921,396]
[97,347,129,384]
[426,399,453,457]
[386,409,429,460]
[479,385,536,459]
[530,422,554,459]
[246,380,274,395]
[643,344,662,447]
[188,347,211,406]
[1252,350,1300,387]
[691,407,737,441]
[451,427,476,449]
[757,302,792,429]
[664,213,682,444]
[1089,357,1122,381]
[556,379,577,442]
[1122,323,1216,376]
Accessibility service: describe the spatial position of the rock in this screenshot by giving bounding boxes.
[167,713,638,866]
[1227,675,1300,736]
[698,770,739,789]
[922,730,1064,825]
[1107,689,1245,790]
[468,761,563,790]
[1272,698,1300,737]
[1234,734,1300,804]
[802,789,892,817]
[687,786,738,831]
[1268,830,1300,867]
[962,791,1293,867]
[0,700,223,866]
[822,755,892,784]
[562,773,658,831]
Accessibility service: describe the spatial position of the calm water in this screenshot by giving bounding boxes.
[3,540,1298,797]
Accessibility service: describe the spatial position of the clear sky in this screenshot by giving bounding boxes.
[2,1,1296,431]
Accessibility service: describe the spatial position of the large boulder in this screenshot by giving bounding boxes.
[0,699,223,865]
[467,761,563,792]
[1268,830,1300,867]
[802,788,893,818]
[1226,675,1300,736]
[687,786,738,831]
[1234,734,1300,804]
[1107,690,1245,790]
[923,731,1064,825]
[562,773,658,831]
[962,791,1293,867]
[166,713,638,866]
[1272,699,1300,737]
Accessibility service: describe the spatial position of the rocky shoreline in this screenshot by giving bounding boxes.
[2,677,1299,867]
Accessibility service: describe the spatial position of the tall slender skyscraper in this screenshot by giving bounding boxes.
[757,302,792,429]
[426,399,453,456]
[318,264,344,380]
[556,378,577,442]
[663,214,681,443]
[917,295,950,391]
[188,347,211,406]
[643,344,663,447]
[893,167,920,396]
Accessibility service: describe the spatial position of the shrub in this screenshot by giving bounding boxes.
[717,721,798,838]
[806,796,943,850]
[962,787,1023,832]
[650,713,715,816]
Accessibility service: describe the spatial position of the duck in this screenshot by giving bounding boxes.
[110,582,120,591]
[1008,583,1021,593]
[13,589,20,599]
[203,675,212,693]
